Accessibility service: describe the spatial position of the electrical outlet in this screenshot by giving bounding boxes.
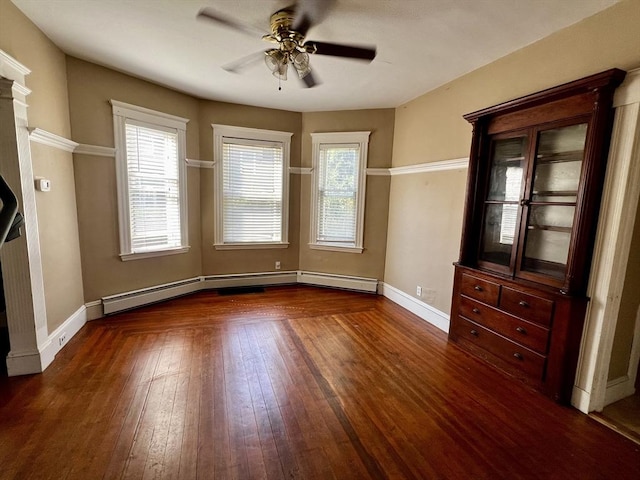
[58,332,67,346]
[416,286,422,297]
[275,261,281,270]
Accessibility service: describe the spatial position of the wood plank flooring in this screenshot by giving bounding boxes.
[0,285,638,479]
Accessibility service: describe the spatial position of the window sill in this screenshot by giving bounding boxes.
[120,246,190,261]
[309,243,363,253]
[214,242,290,250]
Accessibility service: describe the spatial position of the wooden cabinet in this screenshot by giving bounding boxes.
[449,69,626,403]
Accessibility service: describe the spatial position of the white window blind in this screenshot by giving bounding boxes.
[317,144,359,243]
[125,121,182,252]
[499,165,522,245]
[222,139,284,243]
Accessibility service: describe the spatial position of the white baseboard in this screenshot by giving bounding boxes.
[41,305,87,365]
[7,304,87,376]
[604,375,637,406]
[571,385,592,413]
[381,282,450,333]
[85,300,103,321]
[297,271,379,293]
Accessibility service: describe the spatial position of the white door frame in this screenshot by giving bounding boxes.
[573,68,640,413]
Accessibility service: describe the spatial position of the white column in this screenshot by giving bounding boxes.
[573,68,640,412]
[0,51,49,375]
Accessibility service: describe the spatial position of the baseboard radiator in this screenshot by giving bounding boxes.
[100,271,378,315]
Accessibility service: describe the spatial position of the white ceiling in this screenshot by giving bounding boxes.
[12,0,619,112]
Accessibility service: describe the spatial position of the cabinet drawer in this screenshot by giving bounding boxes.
[452,316,546,381]
[459,296,550,354]
[460,273,500,306]
[499,287,554,327]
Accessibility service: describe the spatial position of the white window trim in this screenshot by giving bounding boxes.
[111,100,190,261]
[309,131,370,253]
[212,124,292,249]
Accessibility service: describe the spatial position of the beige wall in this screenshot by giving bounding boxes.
[385,169,467,313]
[0,0,84,332]
[299,109,394,279]
[66,58,202,300]
[31,145,84,331]
[385,0,640,316]
[198,100,302,275]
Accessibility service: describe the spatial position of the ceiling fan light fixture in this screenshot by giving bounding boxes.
[264,50,288,80]
[292,50,311,79]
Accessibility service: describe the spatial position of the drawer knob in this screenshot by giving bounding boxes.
[516,326,527,334]
[470,329,479,337]
[474,285,483,292]
[518,300,529,307]
[513,352,524,360]
[472,308,480,314]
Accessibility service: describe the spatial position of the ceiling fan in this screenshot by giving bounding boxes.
[197,0,377,88]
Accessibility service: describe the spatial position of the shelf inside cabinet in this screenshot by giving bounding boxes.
[527,225,572,233]
[532,190,578,197]
[536,150,583,164]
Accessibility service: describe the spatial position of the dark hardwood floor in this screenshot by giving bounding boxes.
[0,286,638,479]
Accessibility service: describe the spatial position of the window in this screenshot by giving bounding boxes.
[213,125,292,249]
[111,100,189,260]
[310,131,370,253]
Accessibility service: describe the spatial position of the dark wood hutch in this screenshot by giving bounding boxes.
[449,69,626,403]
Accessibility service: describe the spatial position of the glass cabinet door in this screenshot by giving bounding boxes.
[479,135,527,268]
[520,123,587,279]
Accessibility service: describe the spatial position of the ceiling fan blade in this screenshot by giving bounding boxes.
[300,70,319,88]
[305,41,376,61]
[197,7,265,38]
[293,0,336,37]
[222,50,267,74]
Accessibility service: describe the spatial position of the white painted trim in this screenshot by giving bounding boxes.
[289,167,312,174]
[0,50,31,75]
[308,242,363,253]
[6,304,86,376]
[213,124,292,247]
[297,271,378,293]
[102,277,203,315]
[28,128,78,152]
[310,131,370,252]
[213,242,289,250]
[112,101,189,259]
[40,305,87,368]
[614,67,640,107]
[85,300,103,321]
[11,83,31,98]
[120,246,190,261]
[74,143,116,157]
[0,54,50,376]
[110,100,189,130]
[366,168,391,176]
[389,158,469,176]
[5,350,46,376]
[381,282,450,333]
[573,69,640,413]
[186,158,214,168]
